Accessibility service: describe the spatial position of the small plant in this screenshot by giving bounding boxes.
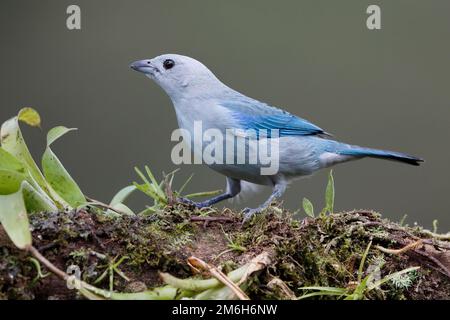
[302,197,314,218]
[222,226,246,253]
[432,219,438,233]
[0,108,89,252]
[0,108,86,220]
[28,257,50,284]
[322,169,335,216]
[94,255,130,292]
[399,214,408,226]
[301,169,335,218]
[132,165,222,214]
[298,241,420,300]
[390,270,418,290]
[133,166,171,214]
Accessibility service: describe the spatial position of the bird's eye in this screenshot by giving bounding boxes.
[163,59,175,70]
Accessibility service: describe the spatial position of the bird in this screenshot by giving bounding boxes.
[130,54,423,222]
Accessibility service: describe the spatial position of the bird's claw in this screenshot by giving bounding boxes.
[177,197,196,206]
[242,207,261,224]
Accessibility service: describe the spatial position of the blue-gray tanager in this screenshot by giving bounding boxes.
[130,54,423,221]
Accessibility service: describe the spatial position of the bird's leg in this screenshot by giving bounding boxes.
[242,182,287,223]
[178,193,232,208]
[178,178,241,209]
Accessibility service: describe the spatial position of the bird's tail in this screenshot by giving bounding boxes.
[337,145,424,166]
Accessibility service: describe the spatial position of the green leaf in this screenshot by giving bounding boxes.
[178,173,194,195]
[0,147,59,209]
[0,147,27,174]
[183,189,222,199]
[42,126,85,207]
[348,275,369,300]
[298,286,347,293]
[46,126,76,146]
[298,291,345,300]
[17,107,41,127]
[105,185,137,216]
[133,167,167,205]
[133,182,161,203]
[109,287,178,300]
[0,169,26,194]
[160,272,221,292]
[108,203,135,216]
[325,169,335,214]
[80,284,178,300]
[0,188,32,249]
[28,257,50,281]
[302,197,314,218]
[145,166,166,201]
[298,286,347,300]
[1,109,68,208]
[21,181,58,213]
[358,240,372,283]
[1,108,47,191]
[109,186,136,207]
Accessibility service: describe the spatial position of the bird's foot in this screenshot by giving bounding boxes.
[177,197,209,209]
[242,207,262,224]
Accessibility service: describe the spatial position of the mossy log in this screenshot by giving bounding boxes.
[1,204,449,300]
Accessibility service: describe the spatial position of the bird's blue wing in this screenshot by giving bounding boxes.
[220,98,327,137]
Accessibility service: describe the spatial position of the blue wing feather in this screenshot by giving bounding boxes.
[220,98,326,137]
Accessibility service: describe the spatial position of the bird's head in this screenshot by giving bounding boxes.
[130,54,223,100]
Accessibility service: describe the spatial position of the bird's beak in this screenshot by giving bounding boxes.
[130,59,156,75]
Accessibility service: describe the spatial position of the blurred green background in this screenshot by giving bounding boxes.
[1,1,449,229]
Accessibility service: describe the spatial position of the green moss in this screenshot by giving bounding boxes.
[0,205,449,299]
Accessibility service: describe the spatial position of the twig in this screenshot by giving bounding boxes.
[187,256,250,300]
[163,174,176,206]
[267,277,296,300]
[190,216,234,223]
[411,249,450,279]
[191,215,234,228]
[28,245,67,280]
[376,240,450,279]
[421,239,450,250]
[235,252,272,286]
[375,240,423,255]
[37,241,59,252]
[27,245,112,299]
[213,248,235,261]
[420,230,450,241]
